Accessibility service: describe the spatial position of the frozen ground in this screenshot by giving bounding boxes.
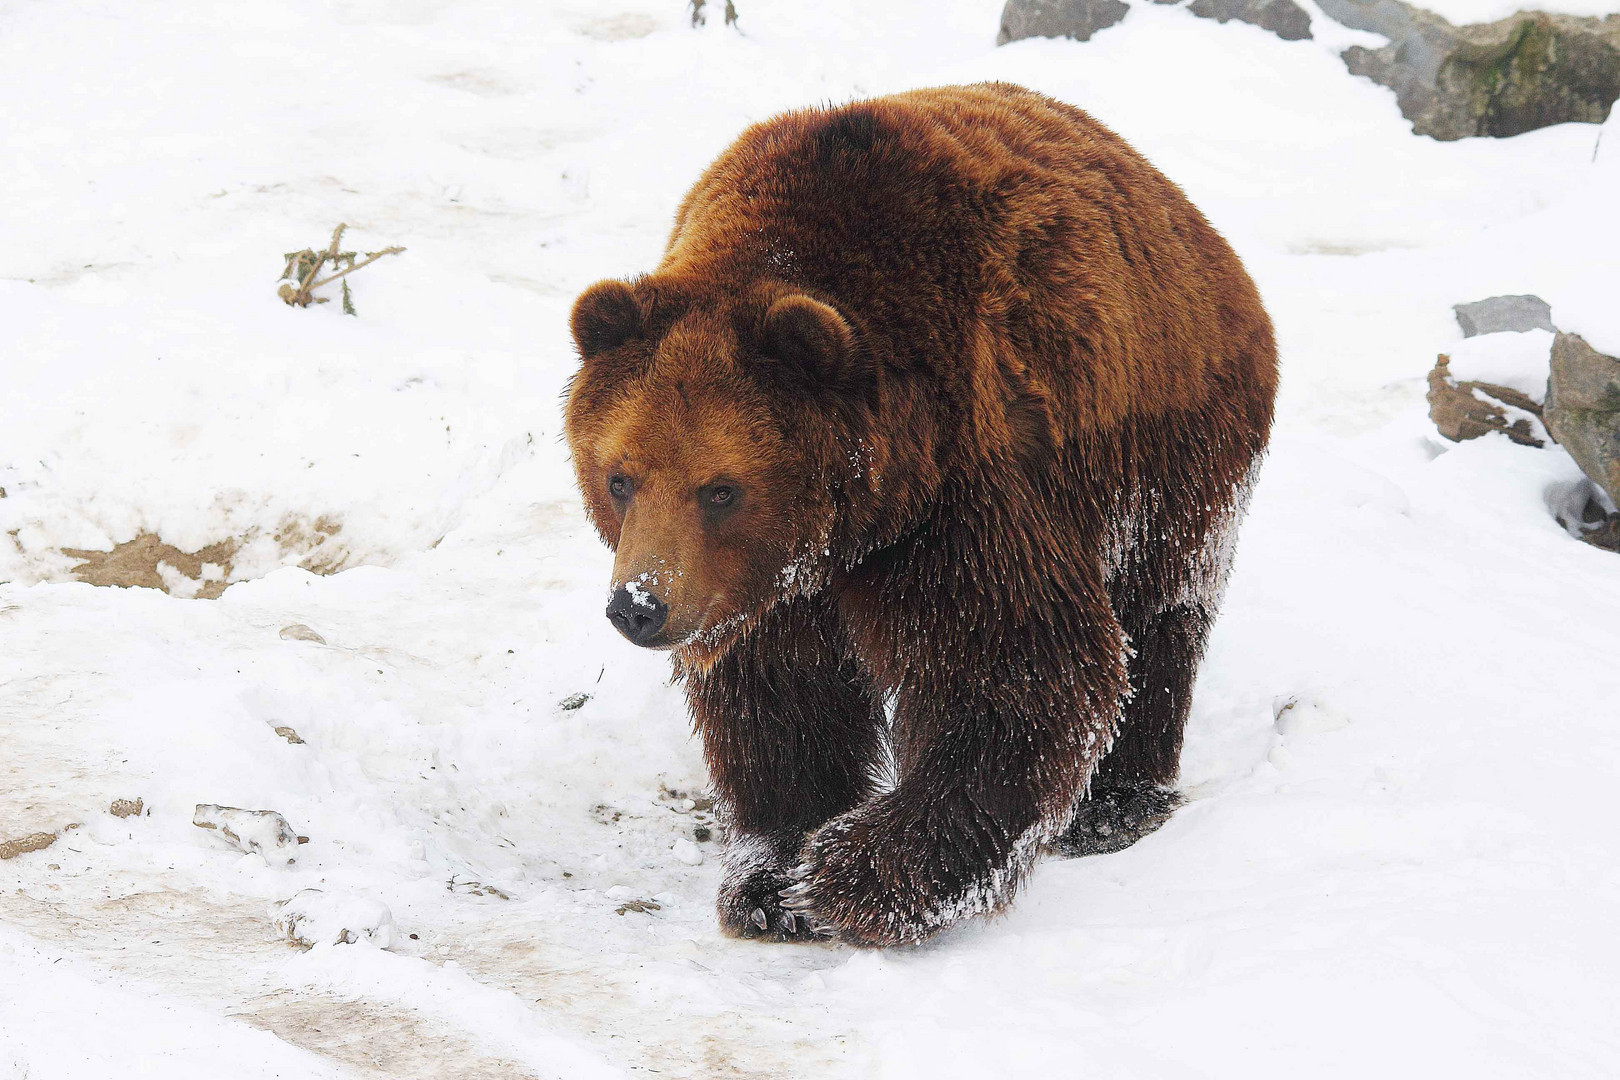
[3,0,1619,1076]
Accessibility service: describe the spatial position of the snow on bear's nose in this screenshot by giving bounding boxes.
[605,582,669,646]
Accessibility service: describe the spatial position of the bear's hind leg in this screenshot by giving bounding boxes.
[1057,602,1211,857]
[684,596,887,942]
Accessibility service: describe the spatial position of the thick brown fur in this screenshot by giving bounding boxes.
[563,84,1278,946]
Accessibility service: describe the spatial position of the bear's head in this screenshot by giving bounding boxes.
[563,276,877,663]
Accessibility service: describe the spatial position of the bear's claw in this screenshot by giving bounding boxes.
[717,847,828,943]
[775,878,841,938]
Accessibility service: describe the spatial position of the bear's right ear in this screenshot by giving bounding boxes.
[760,294,857,384]
[571,280,643,357]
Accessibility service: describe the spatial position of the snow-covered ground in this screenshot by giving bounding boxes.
[3,0,1618,1076]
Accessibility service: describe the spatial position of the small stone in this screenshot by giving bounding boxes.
[558,692,590,711]
[1453,295,1555,338]
[109,798,144,819]
[671,837,704,865]
[693,824,713,843]
[273,725,305,745]
[615,898,662,915]
[278,623,326,644]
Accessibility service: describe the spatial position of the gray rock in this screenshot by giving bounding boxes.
[1313,0,1417,37]
[1317,0,1620,140]
[997,0,1129,45]
[1545,332,1620,510]
[1186,0,1312,41]
[1453,294,1555,337]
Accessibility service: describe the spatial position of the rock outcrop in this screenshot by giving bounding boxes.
[1317,0,1620,140]
[1178,0,1312,42]
[997,0,1130,45]
[1545,332,1620,510]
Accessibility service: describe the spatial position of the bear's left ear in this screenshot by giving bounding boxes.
[760,295,857,384]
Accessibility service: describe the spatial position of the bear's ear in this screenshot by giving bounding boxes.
[760,295,857,383]
[571,280,643,357]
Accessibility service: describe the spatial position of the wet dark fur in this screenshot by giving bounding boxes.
[565,84,1278,946]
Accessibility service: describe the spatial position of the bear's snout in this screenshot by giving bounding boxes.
[606,584,669,647]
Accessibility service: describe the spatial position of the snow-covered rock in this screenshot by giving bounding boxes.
[193,804,304,864]
[274,889,397,948]
[1445,328,1555,402]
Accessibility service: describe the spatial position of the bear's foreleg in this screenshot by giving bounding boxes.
[787,556,1131,946]
[685,596,888,941]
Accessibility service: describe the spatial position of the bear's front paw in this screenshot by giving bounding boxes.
[781,804,967,948]
[716,836,821,942]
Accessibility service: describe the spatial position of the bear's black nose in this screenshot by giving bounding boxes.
[606,585,669,646]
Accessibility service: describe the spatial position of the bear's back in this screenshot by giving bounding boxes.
[662,83,1276,442]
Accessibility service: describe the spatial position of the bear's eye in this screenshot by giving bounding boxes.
[608,475,632,500]
[700,484,742,516]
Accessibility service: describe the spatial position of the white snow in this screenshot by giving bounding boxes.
[3,0,1620,1077]
[1445,329,1555,401]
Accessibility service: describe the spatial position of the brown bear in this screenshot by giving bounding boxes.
[563,83,1277,947]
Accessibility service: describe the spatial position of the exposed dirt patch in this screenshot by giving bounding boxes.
[275,515,346,575]
[0,831,58,860]
[425,69,523,97]
[577,13,660,41]
[61,515,349,598]
[65,533,237,598]
[241,993,543,1080]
